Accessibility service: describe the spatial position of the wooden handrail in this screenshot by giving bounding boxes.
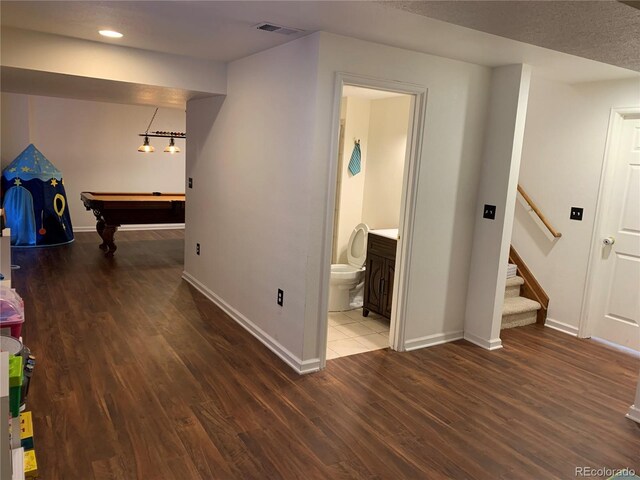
[517,184,562,238]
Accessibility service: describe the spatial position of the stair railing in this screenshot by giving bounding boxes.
[517,184,562,238]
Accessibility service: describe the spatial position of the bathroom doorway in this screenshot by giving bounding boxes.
[322,80,422,361]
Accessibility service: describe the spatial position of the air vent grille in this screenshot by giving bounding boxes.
[255,22,303,35]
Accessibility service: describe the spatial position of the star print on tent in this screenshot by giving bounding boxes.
[1,144,74,247]
[2,144,63,181]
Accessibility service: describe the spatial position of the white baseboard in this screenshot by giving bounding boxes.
[626,404,640,424]
[404,331,463,351]
[297,358,322,374]
[545,318,579,337]
[74,223,185,233]
[181,271,319,374]
[463,331,503,350]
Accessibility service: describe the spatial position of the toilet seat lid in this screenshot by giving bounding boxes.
[347,223,369,268]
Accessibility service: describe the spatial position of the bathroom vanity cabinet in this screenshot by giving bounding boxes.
[363,232,397,319]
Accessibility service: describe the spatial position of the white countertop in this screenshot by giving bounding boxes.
[369,228,398,240]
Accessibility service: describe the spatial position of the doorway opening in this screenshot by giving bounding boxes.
[326,86,412,359]
[318,75,427,366]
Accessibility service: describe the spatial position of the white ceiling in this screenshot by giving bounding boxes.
[0,1,310,63]
[391,1,640,72]
[342,86,408,100]
[1,1,638,84]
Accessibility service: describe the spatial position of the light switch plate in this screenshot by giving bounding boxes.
[570,207,583,221]
[483,204,496,220]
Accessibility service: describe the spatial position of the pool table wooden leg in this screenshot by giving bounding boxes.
[102,225,118,257]
[96,219,108,251]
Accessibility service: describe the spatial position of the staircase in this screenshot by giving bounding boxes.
[503,186,555,328]
[502,275,541,329]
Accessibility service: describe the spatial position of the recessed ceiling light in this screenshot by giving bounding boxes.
[99,30,123,38]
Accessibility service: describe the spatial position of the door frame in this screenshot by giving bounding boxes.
[578,106,640,338]
[316,72,428,367]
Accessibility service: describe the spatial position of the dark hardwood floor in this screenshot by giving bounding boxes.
[12,230,640,479]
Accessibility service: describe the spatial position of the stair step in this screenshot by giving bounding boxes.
[503,296,541,316]
[501,296,541,330]
[506,276,525,288]
[502,310,537,329]
[505,276,525,298]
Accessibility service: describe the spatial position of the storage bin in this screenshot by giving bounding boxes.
[0,286,24,338]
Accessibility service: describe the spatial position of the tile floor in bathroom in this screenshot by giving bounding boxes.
[327,308,391,359]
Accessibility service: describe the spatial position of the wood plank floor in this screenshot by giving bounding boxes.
[12,229,640,479]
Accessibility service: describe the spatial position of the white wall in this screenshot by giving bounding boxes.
[334,96,370,264]
[184,34,320,371]
[1,28,226,96]
[1,93,186,229]
[512,76,640,335]
[362,96,412,229]
[464,65,532,350]
[307,33,493,359]
[185,31,494,372]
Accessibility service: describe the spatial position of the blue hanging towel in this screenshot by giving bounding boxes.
[348,141,361,176]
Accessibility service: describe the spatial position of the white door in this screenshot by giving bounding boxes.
[592,117,640,350]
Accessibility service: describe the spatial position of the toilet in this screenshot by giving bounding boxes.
[329,223,369,312]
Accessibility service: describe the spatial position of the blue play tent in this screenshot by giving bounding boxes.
[1,144,74,247]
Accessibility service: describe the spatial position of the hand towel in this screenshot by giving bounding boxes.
[348,141,361,176]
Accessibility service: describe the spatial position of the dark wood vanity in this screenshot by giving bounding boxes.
[363,232,397,319]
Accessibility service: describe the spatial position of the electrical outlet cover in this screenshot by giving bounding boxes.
[277,289,284,306]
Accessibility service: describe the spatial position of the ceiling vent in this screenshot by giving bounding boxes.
[255,22,304,35]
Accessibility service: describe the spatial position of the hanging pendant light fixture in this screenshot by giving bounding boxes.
[164,137,180,154]
[137,107,186,154]
[138,135,155,153]
[138,108,159,154]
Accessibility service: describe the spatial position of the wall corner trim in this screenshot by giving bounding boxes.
[626,405,640,424]
[181,271,320,375]
[404,331,464,351]
[544,318,579,337]
[463,331,503,350]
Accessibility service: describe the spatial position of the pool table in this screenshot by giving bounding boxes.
[81,192,185,256]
